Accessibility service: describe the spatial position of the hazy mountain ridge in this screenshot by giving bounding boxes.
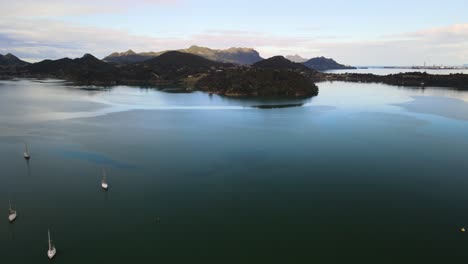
[285,55,308,63]
[104,50,150,64]
[104,46,263,65]
[0,53,30,67]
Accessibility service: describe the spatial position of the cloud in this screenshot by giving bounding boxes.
[307,24,468,66]
[0,0,181,17]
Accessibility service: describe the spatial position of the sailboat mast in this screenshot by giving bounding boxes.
[25,143,28,154]
[8,199,12,211]
[48,229,52,250]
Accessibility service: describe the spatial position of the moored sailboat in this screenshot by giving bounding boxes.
[47,229,57,259]
[8,200,17,222]
[23,143,30,160]
[101,169,109,190]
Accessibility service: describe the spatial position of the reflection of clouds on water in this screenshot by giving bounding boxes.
[395,96,468,121]
[4,78,468,134]
[0,79,326,126]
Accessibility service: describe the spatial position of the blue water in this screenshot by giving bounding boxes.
[1,79,468,263]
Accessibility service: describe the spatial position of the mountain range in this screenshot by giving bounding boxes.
[2,51,467,94]
[103,46,355,71]
[104,46,263,65]
[0,51,319,97]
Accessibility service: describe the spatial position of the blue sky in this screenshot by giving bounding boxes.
[1,0,468,65]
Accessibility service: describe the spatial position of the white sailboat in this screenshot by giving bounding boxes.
[47,229,57,259]
[8,200,17,222]
[101,169,109,190]
[23,143,30,160]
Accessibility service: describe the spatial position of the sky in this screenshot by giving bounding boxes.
[1,0,468,66]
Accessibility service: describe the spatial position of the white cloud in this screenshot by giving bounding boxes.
[0,0,181,17]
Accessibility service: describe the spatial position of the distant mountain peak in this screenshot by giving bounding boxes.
[286,54,308,63]
[271,55,289,60]
[0,53,30,66]
[82,53,98,59]
[122,49,136,55]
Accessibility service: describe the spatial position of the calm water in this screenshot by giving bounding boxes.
[2,78,468,263]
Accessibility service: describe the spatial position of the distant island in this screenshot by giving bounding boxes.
[322,72,468,90]
[1,46,468,97]
[0,51,319,97]
[197,56,318,97]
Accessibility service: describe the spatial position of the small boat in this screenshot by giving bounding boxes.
[101,169,109,190]
[47,229,57,259]
[8,200,17,222]
[23,143,30,160]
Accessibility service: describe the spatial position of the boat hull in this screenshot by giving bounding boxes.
[48,248,56,259]
[8,213,17,222]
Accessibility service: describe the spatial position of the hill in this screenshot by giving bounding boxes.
[143,51,228,69]
[103,46,263,65]
[117,51,232,83]
[253,56,313,73]
[0,53,30,67]
[196,68,318,97]
[25,54,119,84]
[303,57,355,71]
